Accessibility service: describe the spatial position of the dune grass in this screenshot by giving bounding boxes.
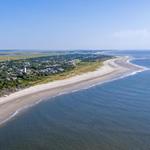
[30,61,103,85]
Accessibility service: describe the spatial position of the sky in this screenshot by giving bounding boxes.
[0,0,150,50]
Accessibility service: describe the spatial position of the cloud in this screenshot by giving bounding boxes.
[108,29,150,49]
[113,29,150,39]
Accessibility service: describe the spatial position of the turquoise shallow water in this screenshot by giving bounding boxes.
[0,51,150,150]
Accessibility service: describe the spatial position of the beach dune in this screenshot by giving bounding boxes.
[0,56,144,125]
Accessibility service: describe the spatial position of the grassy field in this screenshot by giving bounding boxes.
[0,55,44,61]
[0,51,66,61]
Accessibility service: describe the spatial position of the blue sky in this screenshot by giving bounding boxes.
[0,0,150,50]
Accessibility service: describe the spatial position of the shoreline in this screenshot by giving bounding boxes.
[0,56,146,126]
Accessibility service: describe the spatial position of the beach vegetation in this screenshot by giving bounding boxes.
[0,51,113,96]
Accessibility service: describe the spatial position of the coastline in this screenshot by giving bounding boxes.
[0,56,145,125]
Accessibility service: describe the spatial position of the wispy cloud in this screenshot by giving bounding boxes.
[113,29,150,39]
[107,29,150,49]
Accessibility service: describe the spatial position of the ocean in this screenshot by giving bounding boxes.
[0,50,150,150]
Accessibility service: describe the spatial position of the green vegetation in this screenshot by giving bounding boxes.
[0,51,112,96]
[0,55,45,61]
[32,61,102,85]
[0,53,61,61]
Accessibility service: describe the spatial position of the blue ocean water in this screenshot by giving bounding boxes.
[0,51,150,150]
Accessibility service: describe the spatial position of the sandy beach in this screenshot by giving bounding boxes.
[0,56,145,125]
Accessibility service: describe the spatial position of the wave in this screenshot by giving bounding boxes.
[0,98,45,126]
